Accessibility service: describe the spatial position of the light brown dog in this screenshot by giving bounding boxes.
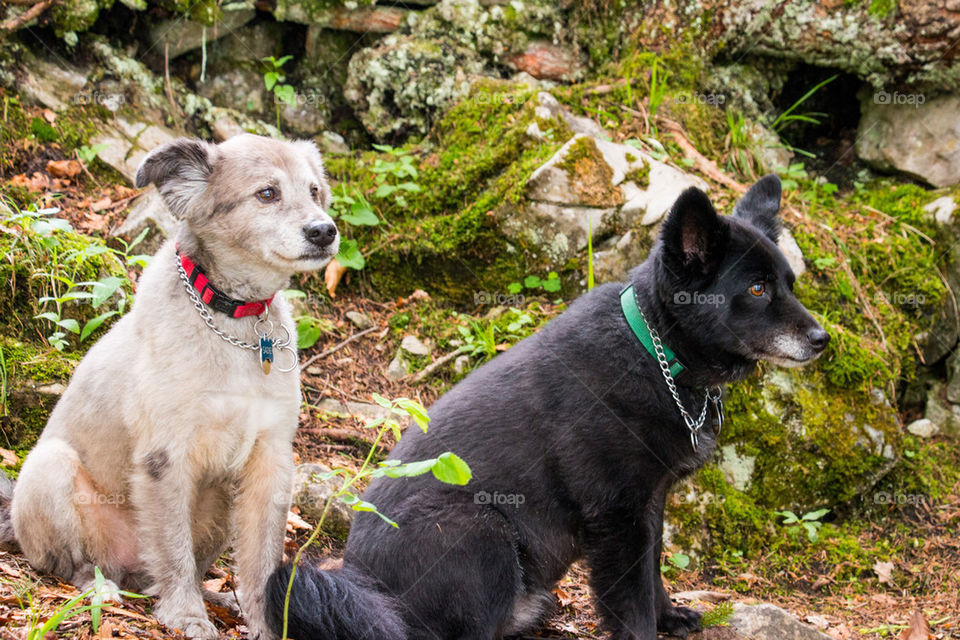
[5,134,338,639]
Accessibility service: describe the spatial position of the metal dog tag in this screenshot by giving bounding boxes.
[260,335,274,375]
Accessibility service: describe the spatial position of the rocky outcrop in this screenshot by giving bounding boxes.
[857,94,960,187]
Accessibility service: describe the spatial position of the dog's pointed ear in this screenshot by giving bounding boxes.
[135,138,215,218]
[661,187,727,276]
[734,174,781,242]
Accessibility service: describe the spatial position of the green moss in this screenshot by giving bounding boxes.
[555,136,622,207]
[322,79,570,302]
[623,159,650,188]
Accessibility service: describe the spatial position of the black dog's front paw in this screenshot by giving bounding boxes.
[657,605,702,638]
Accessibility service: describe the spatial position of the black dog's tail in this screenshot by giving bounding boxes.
[0,473,17,550]
[267,562,407,640]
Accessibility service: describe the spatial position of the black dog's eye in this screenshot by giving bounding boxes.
[256,187,278,203]
[749,282,766,297]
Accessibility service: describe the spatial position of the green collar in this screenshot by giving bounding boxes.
[620,285,685,377]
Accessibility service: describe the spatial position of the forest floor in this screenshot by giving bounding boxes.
[2,104,959,640]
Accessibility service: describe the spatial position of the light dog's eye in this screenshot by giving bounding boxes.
[310,185,320,203]
[256,187,278,203]
[749,282,766,297]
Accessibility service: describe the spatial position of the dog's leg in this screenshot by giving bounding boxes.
[234,436,293,640]
[649,492,701,638]
[584,508,659,640]
[131,450,218,640]
[12,438,132,592]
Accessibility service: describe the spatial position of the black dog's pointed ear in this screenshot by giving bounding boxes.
[135,138,215,218]
[734,174,781,242]
[661,187,727,276]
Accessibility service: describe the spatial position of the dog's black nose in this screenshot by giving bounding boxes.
[807,327,830,352]
[304,221,338,248]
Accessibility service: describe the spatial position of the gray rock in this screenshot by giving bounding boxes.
[729,603,832,640]
[147,6,255,60]
[947,350,960,404]
[778,228,806,277]
[535,92,604,138]
[292,463,354,538]
[745,120,793,173]
[274,3,408,31]
[906,418,938,439]
[197,68,266,114]
[925,381,960,437]
[501,201,618,266]
[718,444,756,492]
[17,49,88,111]
[345,311,374,331]
[400,334,431,357]
[453,354,471,375]
[386,354,410,381]
[91,118,180,183]
[857,94,960,188]
[113,188,175,255]
[925,195,957,225]
[344,34,485,140]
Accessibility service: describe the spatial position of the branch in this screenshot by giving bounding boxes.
[408,348,465,384]
[1,0,54,31]
[658,118,747,194]
[299,326,378,371]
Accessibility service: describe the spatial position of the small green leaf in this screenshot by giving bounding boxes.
[507,282,523,294]
[375,184,397,199]
[396,398,430,432]
[371,393,393,409]
[58,318,80,334]
[431,452,472,485]
[380,458,436,478]
[91,276,123,308]
[80,311,118,341]
[275,84,297,106]
[523,275,542,289]
[297,317,323,349]
[669,553,690,570]
[336,239,365,270]
[264,71,279,91]
[802,508,830,521]
[339,205,379,226]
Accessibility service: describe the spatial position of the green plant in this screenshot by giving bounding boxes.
[457,308,539,362]
[724,109,755,178]
[296,315,335,349]
[776,162,809,191]
[660,552,690,573]
[262,55,297,131]
[328,184,381,271]
[774,508,830,542]
[701,601,734,627]
[24,567,145,639]
[76,143,109,165]
[370,144,422,209]
[586,217,595,291]
[771,75,836,133]
[648,58,669,129]
[281,395,472,639]
[507,272,561,295]
[0,345,7,418]
[2,203,143,351]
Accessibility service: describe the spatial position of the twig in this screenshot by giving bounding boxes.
[163,41,183,123]
[1,0,54,30]
[408,348,465,384]
[299,326,377,371]
[298,427,374,444]
[658,118,747,194]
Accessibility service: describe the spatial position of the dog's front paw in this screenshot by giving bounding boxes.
[160,614,219,640]
[657,605,702,639]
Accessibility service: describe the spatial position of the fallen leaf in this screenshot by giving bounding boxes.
[91,196,113,211]
[286,510,313,532]
[46,159,82,179]
[0,448,17,467]
[899,610,931,640]
[42,109,56,124]
[202,577,228,592]
[873,560,895,584]
[324,258,347,298]
[553,586,574,607]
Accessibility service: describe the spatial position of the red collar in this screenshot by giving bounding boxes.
[177,249,275,318]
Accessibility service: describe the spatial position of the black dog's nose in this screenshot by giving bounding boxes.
[304,221,338,248]
[807,327,830,352]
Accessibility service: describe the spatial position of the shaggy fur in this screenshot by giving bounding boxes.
[266,175,829,640]
[3,135,338,640]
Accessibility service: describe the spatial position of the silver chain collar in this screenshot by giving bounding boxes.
[636,304,723,451]
[175,252,297,372]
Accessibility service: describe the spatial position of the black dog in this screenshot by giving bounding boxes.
[267,176,829,640]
